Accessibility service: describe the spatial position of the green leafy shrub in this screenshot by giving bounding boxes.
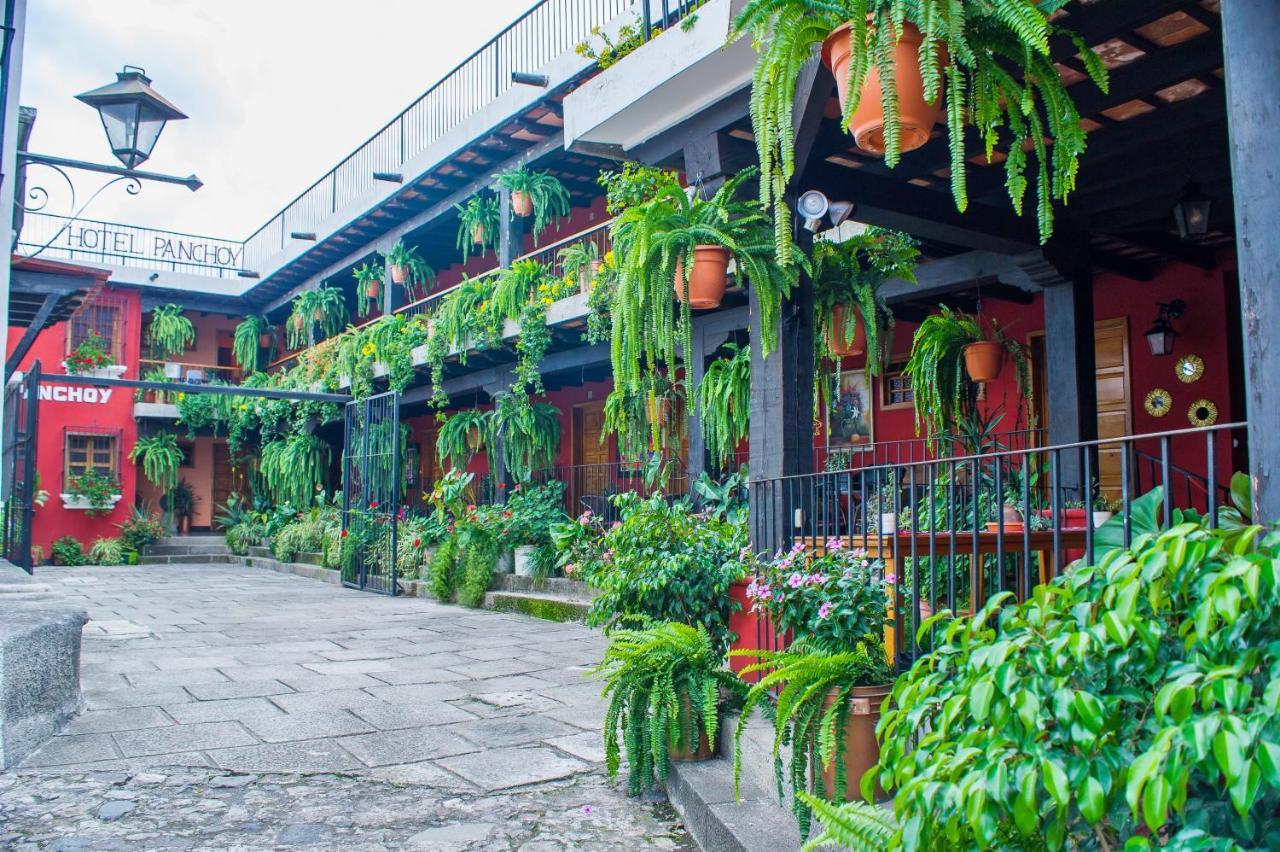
[428,505,501,608]
[595,621,744,795]
[272,519,325,563]
[117,508,165,554]
[87,537,125,565]
[869,479,1280,850]
[50,535,87,566]
[225,522,262,556]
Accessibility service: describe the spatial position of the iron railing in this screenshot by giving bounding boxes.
[138,359,241,386]
[241,0,662,272]
[531,458,690,523]
[16,212,244,278]
[746,422,1247,670]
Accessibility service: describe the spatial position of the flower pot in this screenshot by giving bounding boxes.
[178,516,192,535]
[670,694,715,762]
[821,20,942,156]
[673,245,730,310]
[163,362,183,379]
[259,332,273,348]
[827,304,867,357]
[1093,510,1114,528]
[292,314,306,332]
[513,544,537,577]
[364,280,381,300]
[878,512,897,535]
[819,684,893,802]
[465,427,484,453]
[313,308,326,323]
[389,264,408,286]
[471,223,486,246]
[647,395,671,426]
[963,340,1004,383]
[511,190,533,218]
[495,551,514,574]
[1035,508,1090,529]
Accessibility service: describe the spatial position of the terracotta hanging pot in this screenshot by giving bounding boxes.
[669,695,715,762]
[259,332,273,348]
[673,244,731,309]
[826,304,867,357]
[313,307,326,322]
[819,684,894,802]
[471,223,487,246]
[364,279,381,300]
[963,340,1004,383]
[389,264,408,286]
[511,190,533,218]
[647,394,670,426]
[291,314,306,332]
[465,426,484,452]
[821,19,943,156]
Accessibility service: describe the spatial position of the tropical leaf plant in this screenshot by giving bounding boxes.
[129,432,184,491]
[491,395,561,482]
[902,305,1030,439]
[147,304,195,360]
[258,432,330,509]
[695,342,751,471]
[383,240,435,301]
[232,315,273,373]
[610,165,803,400]
[594,621,744,796]
[494,165,571,245]
[455,192,500,263]
[353,261,383,316]
[289,286,348,347]
[729,0,1109,258]
[436,408,492,472]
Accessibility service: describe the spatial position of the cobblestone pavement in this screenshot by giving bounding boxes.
[0,564,695,850]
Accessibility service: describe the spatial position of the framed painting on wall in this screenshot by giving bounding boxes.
[827,368,875,447]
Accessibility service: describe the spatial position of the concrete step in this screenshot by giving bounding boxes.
[247,546,272,559]
[145,543,232,556]
[139,554,235,565]
[154,535,225,547]
[489,574,596,599]
[482,590,593,623]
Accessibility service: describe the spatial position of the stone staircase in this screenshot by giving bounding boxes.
[140,535,235,564]
[482,575,596,623]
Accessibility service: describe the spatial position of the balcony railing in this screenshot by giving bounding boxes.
[138,359,242,385]
[16,212,244,279]
[748,422,1247,668]
[531,457,690,523]
[240,0,655,273]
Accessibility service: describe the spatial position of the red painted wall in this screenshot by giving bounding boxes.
[6,286,143,558]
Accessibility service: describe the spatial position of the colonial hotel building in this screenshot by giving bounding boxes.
[3,0,1275,568]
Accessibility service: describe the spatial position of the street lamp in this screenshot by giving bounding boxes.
[1144,300,1185,358]
[1172,183,1211,241]
[75,66,187,170]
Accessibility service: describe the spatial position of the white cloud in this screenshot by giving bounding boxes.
[21,0,536,238]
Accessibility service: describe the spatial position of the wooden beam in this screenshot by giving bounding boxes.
[5,293,59,378]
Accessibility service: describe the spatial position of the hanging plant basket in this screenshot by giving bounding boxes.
[465,426,484,452]
[291,314,306,332]
[647,394,671,426]
[259,331,273,348]
[826,304,867,357]
[818,684,894,802]
[389,264,408,286]
[821,19,942,157]
[673,245,731,310]
[511,190,533,218]
[312,307,326,323]
[364,279,381,300]
[471,223,487,247]
[963,340,1003,383]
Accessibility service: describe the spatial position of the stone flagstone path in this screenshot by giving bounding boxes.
[0,564,695,850]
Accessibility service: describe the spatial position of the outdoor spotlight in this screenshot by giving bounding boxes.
[798,190,829,232]
[827,200,855,228]
[75,66,187,170]
[1173,183,1211,241]
[1144,299,1185,357]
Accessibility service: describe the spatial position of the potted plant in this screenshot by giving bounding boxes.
[558,240,602,295]
[436,409,492,472]
[353,262,383,316]
[62,469,122,515]
[728,0,1108,256]
[694,342,750,472]
[495,166,571,244]
[147,304,196,364]
[455,193,500,263]
[162,479,198,535]
[863,475,899,535]
[232,315,273,373]
[812,228,917,370]
[503,480,567,578]
[491,395,561,484]
[595,621,744,796]
[736,546,894,834]
[130,432,184,502]
[383,241,435,300]
[63,331,119,378]
[490,259,549,323]
[903,306,1030,438]
[611,166,802,400]
[288,286,348,347]
[1093,492,1121,528]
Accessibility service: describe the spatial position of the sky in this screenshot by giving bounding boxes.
[20,0,535,239]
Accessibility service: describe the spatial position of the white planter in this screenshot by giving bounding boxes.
[163,362,183,379]
[61,493,122,511]
[1092,511,1114,528]
[495,551,514,574]
[62,363,127,380]
[879,512,897,535]
[513,545,537,577]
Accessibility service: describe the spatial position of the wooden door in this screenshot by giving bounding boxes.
[571,402,608,515]
[1094,317,1131,499]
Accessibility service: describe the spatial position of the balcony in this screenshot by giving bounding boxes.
[133,360,242,420]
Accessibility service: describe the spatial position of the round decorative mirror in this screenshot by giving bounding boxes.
[1176,354,1205,383]
[1188,399,1218,427]
[1144,388,1172,417]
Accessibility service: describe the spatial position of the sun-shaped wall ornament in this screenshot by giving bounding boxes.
[1144,388,1172,417]
[1188,399,1219,427]
[1176,354,1205,383]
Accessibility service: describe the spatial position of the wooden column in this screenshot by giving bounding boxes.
[381,254,399,316]
[498,187,525,268]
[1222,0,1280,520]
[1026,248,1097,497]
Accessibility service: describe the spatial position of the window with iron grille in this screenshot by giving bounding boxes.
[881,366,914,410]
[64,431,120,488]
[66,294,127,365]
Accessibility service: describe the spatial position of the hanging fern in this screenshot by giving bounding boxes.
[490,259,547,324]
[729,0,1108,255]
[594,622,744,796]
[232,315,273,373]
[352,262,383,317]
[259,432,330,509]
[383,240,435,301]
[455,193,501,263]
[695,342,751,471]
[147,304,195,360]
[129,432,184,491]
[494,165,571,245]
[492,395,561,482]
[436,408,492,472]
[288,286,349,348]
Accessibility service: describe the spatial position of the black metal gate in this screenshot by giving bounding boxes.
[341,390,400,595]
[2,363,40,572]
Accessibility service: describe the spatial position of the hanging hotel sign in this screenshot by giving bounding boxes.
[59,223,242,270]
[37,384,115,404]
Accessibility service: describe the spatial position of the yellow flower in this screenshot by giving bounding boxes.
[361,343,376,357]
[177,392,185,401]
[541,297,553,306]
[240,404,249,411]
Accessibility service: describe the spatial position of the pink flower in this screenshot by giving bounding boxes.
[818,602,833,619]
[565,562,576,576]
[787,572,805,588]
[611,521,622,529]
[884,573,897,585]
[582,805,594,814]
[807,573,825,586]
[602,550,614,563]
[826,537,845,551]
